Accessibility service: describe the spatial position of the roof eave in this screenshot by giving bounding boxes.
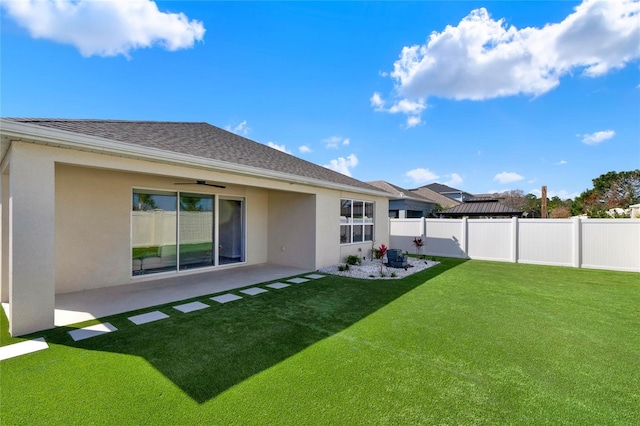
[0,119,392,198]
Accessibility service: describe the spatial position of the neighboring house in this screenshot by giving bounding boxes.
[419,183,474,203]
[367,180,439,218]
[409,186,460,209]
[439,197,524,218]
[0,118,392,335]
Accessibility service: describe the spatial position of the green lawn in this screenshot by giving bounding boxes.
[1,259,638,425]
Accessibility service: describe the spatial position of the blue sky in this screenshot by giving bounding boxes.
[1,1,638,199]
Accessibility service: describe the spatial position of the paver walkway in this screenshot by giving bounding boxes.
[1,273,326,360]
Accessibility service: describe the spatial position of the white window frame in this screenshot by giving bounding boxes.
[340,199,374,245]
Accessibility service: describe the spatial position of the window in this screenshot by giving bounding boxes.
[131,189,245,276]
[340,199,374,244]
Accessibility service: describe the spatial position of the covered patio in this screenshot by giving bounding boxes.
[3,264,310,329]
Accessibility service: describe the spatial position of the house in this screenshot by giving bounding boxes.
[367,180,439,218]
[438,196,524,218]
[408,186,460,209]
[0,118,392,335]
[415,183,474,204]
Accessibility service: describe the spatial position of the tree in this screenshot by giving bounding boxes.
[180,196,204,212]
[134,194,158,211]
[550,205,571,218]
[524,193,541,217]
[573,170,640,217]
[492,190,529,211]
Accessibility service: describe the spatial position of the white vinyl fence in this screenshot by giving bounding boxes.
[389,218,640,272]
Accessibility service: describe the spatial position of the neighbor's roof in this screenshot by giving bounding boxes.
[439,198,523,216]
[408,186,460,208]
[422,182,472,196]
[1,118,386,194]
[367,180,438,203]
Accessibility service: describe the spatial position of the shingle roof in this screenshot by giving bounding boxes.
[423,182,469,195]
[408,187,460,208]
[367,180,437,203]
[439,198,523,217]
[3,118,381,192]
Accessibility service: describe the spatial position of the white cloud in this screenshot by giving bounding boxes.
[324,154,358,177]
[444,173,463,187]
[267,141,291,154]
[323,135,350,149]
[494,172,525,184]
[555,160,568,165]
[580,129,615,145]
[405,168,439,185]
[370,92,385,110]
[374,0,639,125]
[387,98,427,115]
[1,0,205,58]
[371,93,427,129]
[405,116,422,128]
[225,120,250,136]
[299,145,312,153]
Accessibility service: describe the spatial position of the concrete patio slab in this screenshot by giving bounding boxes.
[240,287,268,296]
[0,338,49,361]
[287,277,309,284]
[305,274,325,279]
[54,264,310,327]
[266,282,289,289]
[211,294,243,304]
[173,301,209,313]
[128,311,169,325]
[69,323,118,342]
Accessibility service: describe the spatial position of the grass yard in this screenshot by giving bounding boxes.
[1,259,638,424]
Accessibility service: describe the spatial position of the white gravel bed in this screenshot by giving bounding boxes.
[318,257,439,280]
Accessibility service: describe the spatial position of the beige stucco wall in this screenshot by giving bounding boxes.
[4,143,56,335]
[267,191,316,270]
[55,163,276,293]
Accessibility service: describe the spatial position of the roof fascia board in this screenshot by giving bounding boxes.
[0,120,391,198]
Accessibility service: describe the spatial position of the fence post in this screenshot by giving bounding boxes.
[461,217,468,258]
[572,217,581,268]
[511,217,518,263]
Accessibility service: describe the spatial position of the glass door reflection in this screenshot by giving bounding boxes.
[179,193,214,270]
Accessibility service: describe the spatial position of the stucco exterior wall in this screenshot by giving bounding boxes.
[55,163,277,293]
[267,191,316,270]
[315,191,342,268]
[4,143,56,335]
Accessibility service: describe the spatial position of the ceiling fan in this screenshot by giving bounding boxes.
[174,180,226,189]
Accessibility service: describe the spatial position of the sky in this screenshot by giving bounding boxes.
[1,0,639,200]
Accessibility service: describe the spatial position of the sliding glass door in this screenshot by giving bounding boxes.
[179,193,214,270]
[132,190,245,275]
[132,190,177,275]
[218,198,245,265]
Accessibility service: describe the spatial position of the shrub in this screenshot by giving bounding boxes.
[345,255,362,266]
